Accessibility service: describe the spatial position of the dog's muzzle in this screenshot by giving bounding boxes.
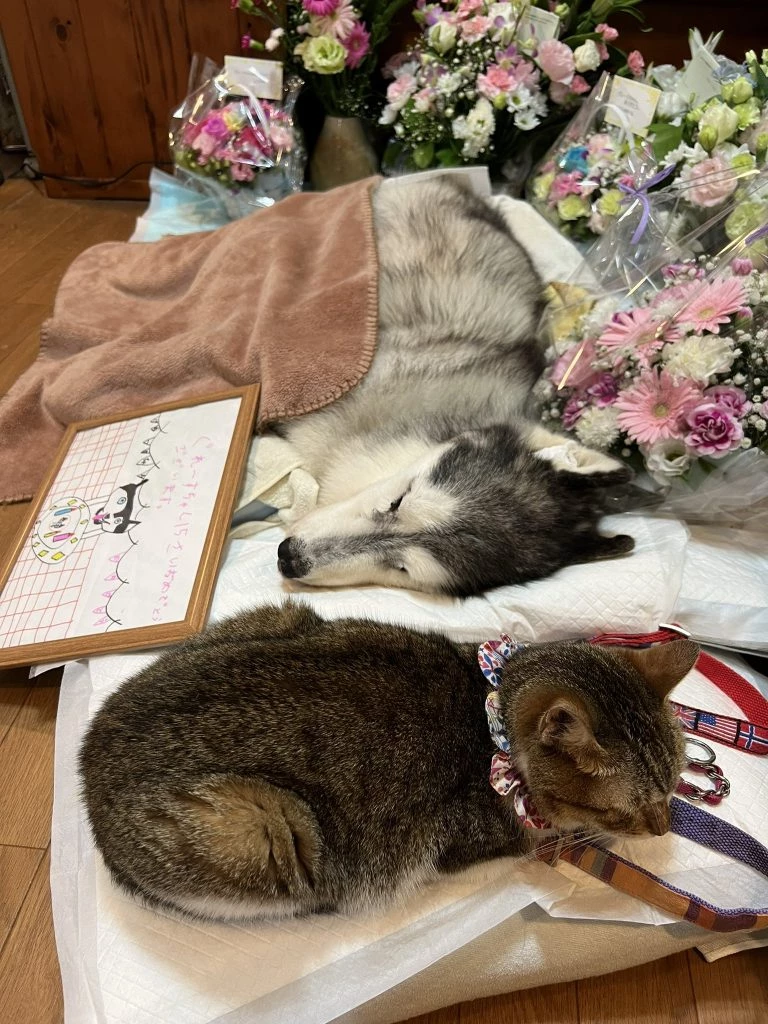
[277,538,310,579]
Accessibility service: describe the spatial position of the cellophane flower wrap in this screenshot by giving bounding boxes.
[537,187,768,526]
[171,61,305,218]
[526,72,660,241]
[380,0,646,177]
[527,38,768,243]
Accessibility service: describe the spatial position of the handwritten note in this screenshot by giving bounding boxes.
[604,76,662,137]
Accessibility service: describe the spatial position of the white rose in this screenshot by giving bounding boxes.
[662,335,736,382]
[573,40,601,74]
[699,103,740,145]
[428,22,457,54]
[643,438,691,482]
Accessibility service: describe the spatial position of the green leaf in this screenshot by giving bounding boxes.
[752,59,768,103]
[435,147,461,168]
[649,122,683,161]
[412,142,435,169]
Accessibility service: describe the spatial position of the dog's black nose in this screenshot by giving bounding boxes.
[277,538,308,579]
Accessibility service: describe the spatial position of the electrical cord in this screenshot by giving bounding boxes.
[17,157,173,189]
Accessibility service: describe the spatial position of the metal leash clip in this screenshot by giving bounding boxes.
[676,738,731,805]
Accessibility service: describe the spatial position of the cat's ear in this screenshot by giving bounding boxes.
[538,698,607,776]
[618,640,700,700]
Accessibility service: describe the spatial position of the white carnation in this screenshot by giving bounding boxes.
[662,335,736,382]
[435,72,464,97]
[452,97,495,159]
[574,406,620,450]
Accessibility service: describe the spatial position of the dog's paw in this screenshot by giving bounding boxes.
[535,440,627,479]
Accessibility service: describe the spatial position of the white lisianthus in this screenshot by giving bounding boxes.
[573,39,601,73]
[574,406,620,450]
[452,97,495,158]
[662,335,736,382]
[428,22,457,54]
[699,102,740,145]
[643,438,691,481]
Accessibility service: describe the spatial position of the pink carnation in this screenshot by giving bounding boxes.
[596,23,618,42]
[586,372,620,407]
[627,50,645,77]
[684,156,738,209]
[477,64,513,99]
[562,396,585,429]
[615,369,700,445]
[549,81,572,105]
[571,74,590,95]
[731,258,754,276]
[705,385,752,418]
[685,403,743,457]
[191,130,219,159]
[230,162,255,182]
[303,0,339,14]
[537,39,575,84]
[460,15,492,43]
[386,74,417,107]
[457,0,483,16]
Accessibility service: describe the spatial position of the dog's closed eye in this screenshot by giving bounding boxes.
[388,495,404,513]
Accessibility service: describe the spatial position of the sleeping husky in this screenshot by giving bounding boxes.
[272,177,634,597]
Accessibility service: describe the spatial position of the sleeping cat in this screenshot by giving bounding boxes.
[80,603,695,921]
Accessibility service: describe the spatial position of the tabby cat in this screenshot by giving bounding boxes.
[80,603,695,921]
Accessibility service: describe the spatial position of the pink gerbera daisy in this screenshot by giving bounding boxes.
[597,307,679,359]
[675,277,747,334]
[303,0,340,15]
[343,21,370,68]
[614,369,701,445]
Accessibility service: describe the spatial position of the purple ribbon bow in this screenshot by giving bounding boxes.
[746,221,768,245]
[618,165,676,245]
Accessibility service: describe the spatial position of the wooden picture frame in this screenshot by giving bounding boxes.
[0,386,260,669]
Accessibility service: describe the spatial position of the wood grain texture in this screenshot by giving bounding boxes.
[0,848,63,1024]
[0,667,33,746]
[0,681,60,847]
[688,947,768,1024]
[402,1008,459,1024]
[461,982,578,1024]
[578,951,698,1024]
[0,845,45,953]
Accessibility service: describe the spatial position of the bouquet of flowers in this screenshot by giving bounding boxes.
[527,72,659,240]
[537,247,768,500]
[234,0,413,118]
[528,40,768,243]
[379,0,646,175]
[171,63,304,216]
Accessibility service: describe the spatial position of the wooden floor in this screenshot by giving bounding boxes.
[0,177,766,1023]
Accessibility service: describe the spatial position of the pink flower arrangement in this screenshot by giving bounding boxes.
[539,255,768,480]
[537,40,575,85]
[174,99,295,192]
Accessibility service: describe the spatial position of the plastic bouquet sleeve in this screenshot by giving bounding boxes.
[525,74,661,246]
[170,63,305,219]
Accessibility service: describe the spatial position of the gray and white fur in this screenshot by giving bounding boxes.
[273,178,634,597]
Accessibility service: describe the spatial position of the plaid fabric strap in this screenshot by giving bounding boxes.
[548,627,768,932]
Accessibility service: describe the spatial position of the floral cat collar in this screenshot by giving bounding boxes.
[477,635,553,831]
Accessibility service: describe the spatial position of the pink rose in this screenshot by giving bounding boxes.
[596,23,618,42]
[627,50,645,77]
[597,42,609,62]
[460,15,492,43]
[551,340,599,390]
[537,39,575,85]
[191,129,219,159]
[685,156,739,208]
[705,386,752,418]
[570,74,590,95]
[685,403,743,457]
[200,112,231,141]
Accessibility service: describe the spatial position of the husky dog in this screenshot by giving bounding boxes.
[273,178,634,597]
